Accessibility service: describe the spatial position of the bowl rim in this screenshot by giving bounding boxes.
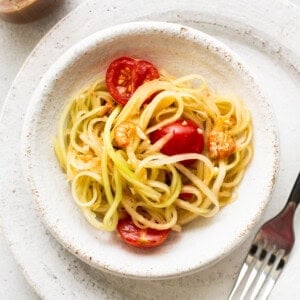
[21,21,278,279]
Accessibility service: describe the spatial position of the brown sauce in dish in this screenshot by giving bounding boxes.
[0,0,60,23]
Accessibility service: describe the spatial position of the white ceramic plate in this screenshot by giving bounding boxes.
[0,0,299,298]
[21,21,277,279]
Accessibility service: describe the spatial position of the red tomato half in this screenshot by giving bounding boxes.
[149,119,204,165]
[105,57,159,105]
[117,218,170,248]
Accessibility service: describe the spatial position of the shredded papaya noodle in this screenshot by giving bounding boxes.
[54,72,253,232]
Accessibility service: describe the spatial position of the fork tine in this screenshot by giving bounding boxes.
[240,258,260,299]
[229,244,285,300]
[247,249,274,300]
[229,244,263,300]
[240,244,272,299]
[256,251,286,300]
[228,262,249,299]
[229,247,288,300]
[246,246,283,300]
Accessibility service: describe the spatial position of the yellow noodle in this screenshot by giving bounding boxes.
[54,72,253,232]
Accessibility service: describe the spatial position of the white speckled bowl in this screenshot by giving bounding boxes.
[21,22,278,279]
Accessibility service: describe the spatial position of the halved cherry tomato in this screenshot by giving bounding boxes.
[134,60,160,87]
[105,57,159,106]
[149,119,204,165]
[117,218,170,248]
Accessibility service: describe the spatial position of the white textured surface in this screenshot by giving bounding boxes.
[0,1,82,299]
[0,0,299,299]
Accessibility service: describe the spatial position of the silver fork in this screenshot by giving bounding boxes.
[228,172,300,300]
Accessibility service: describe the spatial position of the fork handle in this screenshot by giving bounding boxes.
[287,172,300,207]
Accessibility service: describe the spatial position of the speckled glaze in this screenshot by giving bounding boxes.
[1,0,299,298]
[21,21,278,279]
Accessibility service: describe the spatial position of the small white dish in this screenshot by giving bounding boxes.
[21,21,278,279]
